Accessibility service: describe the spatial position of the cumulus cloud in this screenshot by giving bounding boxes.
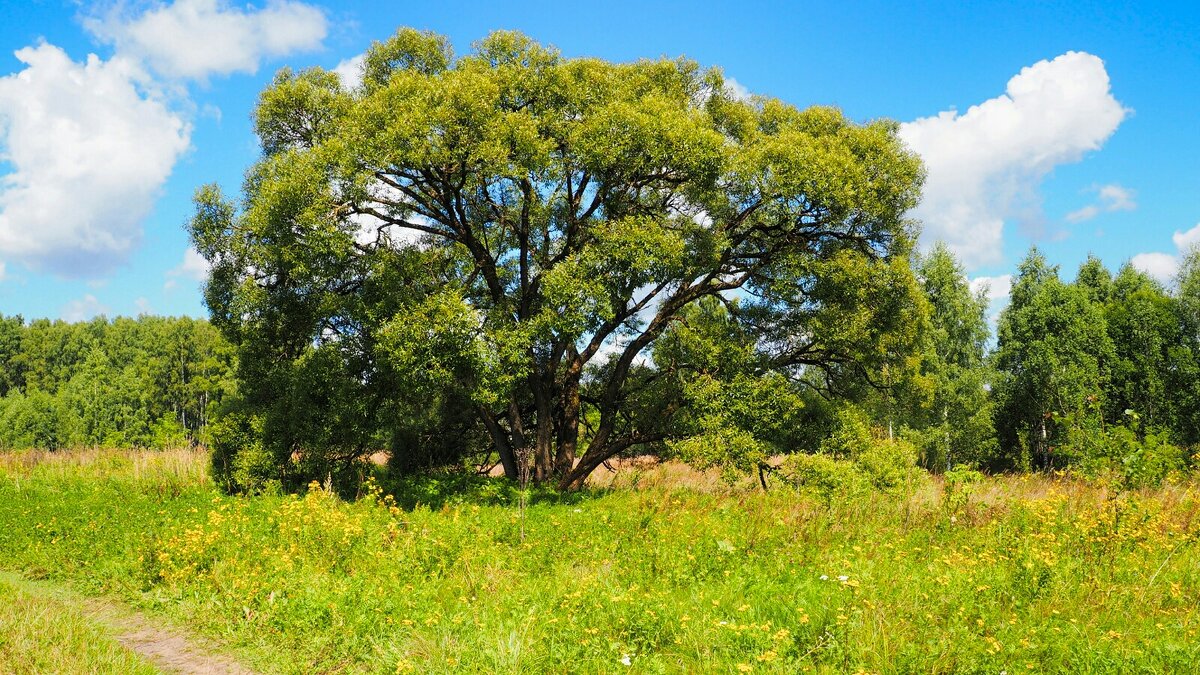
[1130,252,1179,285]
[165,246,210,290]
[900,51,1129,269]
[724,76,751,101]
[969,274,1012,303]
[969,273,1013,334]
[0,1,329,281]
[1173,223,1200,251]
[0,43,190,277]
[87,0,328,80]
[1131,222,1200,285]
[1066,183,1136,223]
[333,54,364,90]
[61,294,110,322]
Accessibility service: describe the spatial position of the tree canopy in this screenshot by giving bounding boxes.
[190,28,926,490]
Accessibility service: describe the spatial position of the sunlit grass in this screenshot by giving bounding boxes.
[1,449,1198,673]
[0,571,158,674]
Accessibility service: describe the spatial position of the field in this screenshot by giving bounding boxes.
[1,450,1198,673]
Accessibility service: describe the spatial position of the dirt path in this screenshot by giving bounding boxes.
[0,571,256,674]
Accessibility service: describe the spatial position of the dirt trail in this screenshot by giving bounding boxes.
[0,571,256,674]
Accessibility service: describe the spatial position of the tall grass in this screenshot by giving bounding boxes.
[0,571,158,674]
[0,449,1198,673]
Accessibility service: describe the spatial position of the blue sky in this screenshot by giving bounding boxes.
[0,0,1197,322]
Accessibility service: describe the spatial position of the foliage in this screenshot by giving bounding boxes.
[0,315,235,450]
[993,249,1114,470]
[190,27,925,489]
[905,244,997,470]
[780,452,869,503]
[941,464,984,516]
[783,405,918,498]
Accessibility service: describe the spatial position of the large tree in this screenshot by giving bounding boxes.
[190,29,925,490]
[993,249,1113,469]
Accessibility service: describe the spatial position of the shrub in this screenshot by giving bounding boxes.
[1076,425,1186,489]
[780,453,868,504]
[815,405,919,494]
[1119,428,1185,489]
[854,437,919,493]
[207,410,278,494]
[942,464,984,515]
[818,406,874,459]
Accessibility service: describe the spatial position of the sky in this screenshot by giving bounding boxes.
[0,0,1197,323]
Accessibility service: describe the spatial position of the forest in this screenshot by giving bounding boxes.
[0,315,233,451]
[2,242,1196,493]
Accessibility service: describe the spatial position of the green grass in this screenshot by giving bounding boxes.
[1,449,1199,673]
[0,572,158,674]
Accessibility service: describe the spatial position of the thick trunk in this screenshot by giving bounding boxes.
[533,387,555,482]
[507,399,530,479]
[555,376,580,477]
[558,445,608,491]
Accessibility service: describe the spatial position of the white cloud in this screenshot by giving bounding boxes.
[0,43,190,277]
[900,51,1128,269]
[333,54,364,90]
[88,0,328,81]
[1129,222,1200,285]
[1065,205,1101,224]
[1066,183,1136,223]
[969,274,1012,303]
[724,76,751,101]
[1130,252,1178,285]
[134,297,154,315]
[1172,222,1200,251]
[969,273,1013,335]
[165,246,210,290]
[61,294,110,322]
[0,261,6,282]
[1098,184,1136,212]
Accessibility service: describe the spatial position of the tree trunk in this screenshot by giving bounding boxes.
[554,374,581,477]
[478,407,519,480]
[533,386,555,482]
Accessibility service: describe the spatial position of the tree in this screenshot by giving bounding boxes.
[1165,247,1200,444]
[0,314,23,397]
[1075,254,1112,305]
[1100,264,1179,433]
[908,244,995,470]
[993,248,1113,469]
[190,29,925,490]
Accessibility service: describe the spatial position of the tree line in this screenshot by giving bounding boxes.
[0,315,234,450]
[5,29,1192,495]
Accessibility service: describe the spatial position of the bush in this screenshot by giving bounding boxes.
[942,464,984,515]
[854,437,919,493]
[780,453,868,504]
[1117,427,1185,489]
[818,406,874,459]
[206,410,278,494]
[1072,425,1187,489]
[814,405,919,494]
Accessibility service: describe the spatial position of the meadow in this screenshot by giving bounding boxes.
[0,449,1198,674]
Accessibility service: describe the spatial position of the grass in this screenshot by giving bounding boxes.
[0,571,158,674]
[1,449,1199,673]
